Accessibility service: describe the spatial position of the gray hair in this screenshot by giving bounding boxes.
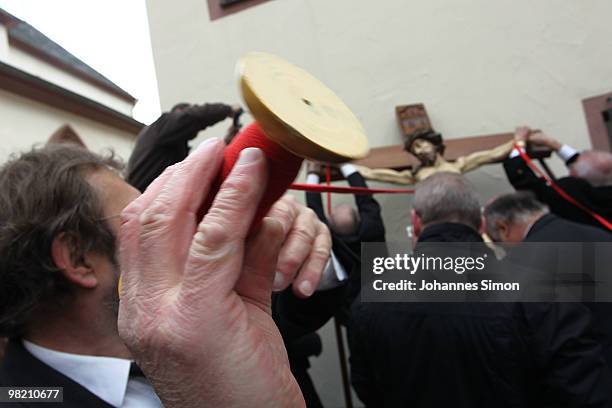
[483,191,548,241]
[570,150,612,187]
[413,172,481,231]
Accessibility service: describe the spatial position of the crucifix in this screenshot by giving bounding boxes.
[347,104,552,184]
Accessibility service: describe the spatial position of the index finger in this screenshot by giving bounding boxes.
[185,148,268,296]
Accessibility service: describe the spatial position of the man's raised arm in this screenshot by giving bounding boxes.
[118,138,332,407]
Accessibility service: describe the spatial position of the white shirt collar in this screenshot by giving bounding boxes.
[23,339,131,407]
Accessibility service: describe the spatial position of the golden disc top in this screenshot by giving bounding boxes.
[238,52,369,163]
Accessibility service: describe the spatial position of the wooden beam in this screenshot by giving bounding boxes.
[352,132,551,171]
[317,132,552,182]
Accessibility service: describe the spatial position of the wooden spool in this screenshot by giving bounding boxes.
[238,52,369,162]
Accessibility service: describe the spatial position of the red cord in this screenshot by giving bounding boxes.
[325,165,332,215]
[514,143,612,231]
[198,122,303,231]
[198,121,415,232]
[290,183,414,194]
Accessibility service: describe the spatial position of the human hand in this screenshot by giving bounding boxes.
[528,131,562,151]
[266,194,330,296]
[118,138,305,407]
[514,126,531,144]
[231,104,243,117]
[305,161,322,175]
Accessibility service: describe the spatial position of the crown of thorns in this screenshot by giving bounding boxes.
[404,129,446,155]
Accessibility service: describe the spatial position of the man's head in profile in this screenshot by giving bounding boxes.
[329,203,360,236]
[569,150,612,187]
[0,145,139,352]
[483,191,549,245]
[403,129,446,167]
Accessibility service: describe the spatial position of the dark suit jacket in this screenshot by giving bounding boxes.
[126,103,233,192]
[349,223,612,408]
[508,213,612,368]
[306,171,386,305]
[523,213,612,242]
[272,287,348,408]
[0,339,112,407]
[504,156,612,231]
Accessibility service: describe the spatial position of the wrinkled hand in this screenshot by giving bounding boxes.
[514,126,531,143]
[118,138,323,408]
[528,131,562,151]
[305,161,323,176]
[266,194,330,296]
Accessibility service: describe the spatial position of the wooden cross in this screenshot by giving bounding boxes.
[332,103,552,180]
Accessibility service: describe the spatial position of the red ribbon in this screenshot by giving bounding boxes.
[289,183,415,195]
[514,143,612,231]
[325,165,332,215]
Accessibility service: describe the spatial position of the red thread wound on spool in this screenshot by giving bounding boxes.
[198,122,303,231]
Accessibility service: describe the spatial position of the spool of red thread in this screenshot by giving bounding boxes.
[199,52,370,230]
[199,122,303,229]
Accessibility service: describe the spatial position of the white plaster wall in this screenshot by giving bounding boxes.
[146,0,612,146]
[145,1,612,405]
[0,89,134,164]
[2,46,134,116]
[146,0,612,239]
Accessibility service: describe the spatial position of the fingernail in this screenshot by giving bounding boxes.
[299,280,314,297]
[272,272,285,291]
[237,148,262,165]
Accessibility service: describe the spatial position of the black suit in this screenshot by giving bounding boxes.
[285,171,384,407]
[306,171,386,306]
[504,156,612,231]
[349,223,612,408]
[523,213,612,243]
[127,103,233,192]
[0,340,112,407]
[272,286,348,408]
[507,213,612,368]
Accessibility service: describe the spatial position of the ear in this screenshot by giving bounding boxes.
[51,233,98,289]
[411,209,422,238]
[493,220,508,241]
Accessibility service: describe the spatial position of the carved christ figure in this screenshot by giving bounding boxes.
[356,129,517,184]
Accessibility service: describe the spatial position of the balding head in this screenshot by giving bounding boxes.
[330,203,359,236]
[569,150,612,187]
[412,172,481,236]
